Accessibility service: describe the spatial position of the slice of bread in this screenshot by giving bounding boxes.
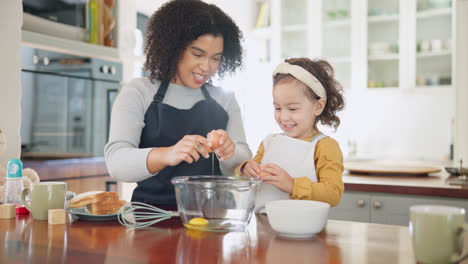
[69,191,119,208]
[86,200,126,215]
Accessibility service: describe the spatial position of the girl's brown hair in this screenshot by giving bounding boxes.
[273,58,345,130]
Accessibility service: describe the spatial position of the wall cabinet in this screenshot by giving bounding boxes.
[414,1,452,88]
[322,0,354,89]
[329,191,468,226]
[253,0,453,90]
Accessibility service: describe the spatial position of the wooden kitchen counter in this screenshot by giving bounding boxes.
[23,158,115,194]
[344,172,468,198]
[23,157,109,181]
[23,158,468,198]
[3,213,457,264]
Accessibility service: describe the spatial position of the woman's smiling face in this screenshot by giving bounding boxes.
[273,78,324,139]
[174,34,224,89]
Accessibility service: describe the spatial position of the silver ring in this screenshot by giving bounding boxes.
[196,144,202,151]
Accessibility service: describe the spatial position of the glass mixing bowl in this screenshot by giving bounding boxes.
[171,175,261,232]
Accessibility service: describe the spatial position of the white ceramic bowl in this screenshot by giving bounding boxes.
[266,200,330,238]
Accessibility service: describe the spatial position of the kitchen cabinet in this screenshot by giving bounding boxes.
[327,192,370,222]
[251,0,317,64]
[329,191,468,226]
[278,0,310,60]
[251,0,453,90]
[366,0,401,88]
[366,0,453,89]
[322,0,354,89]
[414,0,452,88]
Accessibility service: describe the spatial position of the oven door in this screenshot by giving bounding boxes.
[20,46,122,159]
[21,71,93,158]
[92,80,119,156]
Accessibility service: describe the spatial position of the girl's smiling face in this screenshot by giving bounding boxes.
[174,34,224,89]
[273,78,325,139]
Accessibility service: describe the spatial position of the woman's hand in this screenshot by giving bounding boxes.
[261,163,294,194]
[208,129,235,161]
[164,135,211,166]
[240,160,261,178]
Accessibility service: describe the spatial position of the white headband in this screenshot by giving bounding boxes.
[273,62,327,99]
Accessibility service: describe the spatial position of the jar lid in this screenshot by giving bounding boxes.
[6,158,23,178]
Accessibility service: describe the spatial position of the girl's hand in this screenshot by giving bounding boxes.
[240,160,261,178]
[261,163,294,194]
[164,135,211,166]
[208,129,235,161]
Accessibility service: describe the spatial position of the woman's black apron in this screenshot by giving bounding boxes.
[131,80,228,205]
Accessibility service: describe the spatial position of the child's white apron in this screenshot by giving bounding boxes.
[255,133,328,212]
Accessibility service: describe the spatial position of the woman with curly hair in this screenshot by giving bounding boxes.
[105,0,251,205]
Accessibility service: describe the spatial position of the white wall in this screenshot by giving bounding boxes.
[117,0,137,83]
[331,88,454,161]
[454,0,468,164]
[117,0,138,201]
[0,1,22,165]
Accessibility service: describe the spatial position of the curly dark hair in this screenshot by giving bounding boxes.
[273,58,345,131]
[144,0,243,82]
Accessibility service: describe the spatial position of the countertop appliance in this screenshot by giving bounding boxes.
[23,0,87,28]
[20,46,122,159]
[22,0,88,41]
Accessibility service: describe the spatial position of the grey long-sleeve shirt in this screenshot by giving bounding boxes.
[104,78,252,182]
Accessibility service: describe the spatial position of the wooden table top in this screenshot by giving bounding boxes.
[0,212,434,264]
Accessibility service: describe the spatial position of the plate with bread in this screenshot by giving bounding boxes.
[67,191,127,221]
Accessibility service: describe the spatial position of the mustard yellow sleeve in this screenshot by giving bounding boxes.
[234,142,265,175]
[290,137,344,207]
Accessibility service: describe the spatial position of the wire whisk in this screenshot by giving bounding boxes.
[118,202,179,229]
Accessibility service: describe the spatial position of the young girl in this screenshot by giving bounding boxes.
[237,58,345,211]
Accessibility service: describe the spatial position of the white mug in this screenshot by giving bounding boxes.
[410,205,468,264]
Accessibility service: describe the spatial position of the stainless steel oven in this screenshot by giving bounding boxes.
[20,46,122,159]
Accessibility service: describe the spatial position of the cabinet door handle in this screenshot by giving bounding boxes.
[356,199,366,207]
[373,201,382,209]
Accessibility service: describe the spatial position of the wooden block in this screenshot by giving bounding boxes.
[48,209,66,225]
[0,204,16,219]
